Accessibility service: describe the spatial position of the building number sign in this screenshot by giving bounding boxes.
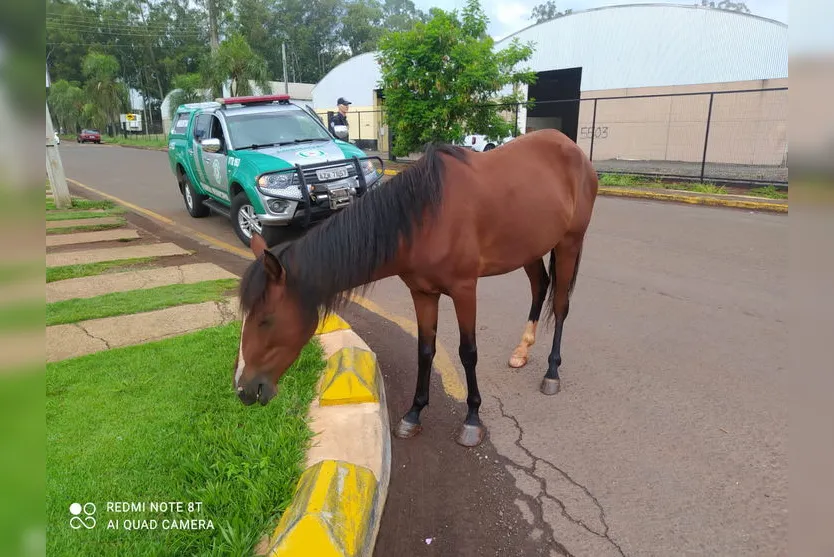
[580,126,609,140]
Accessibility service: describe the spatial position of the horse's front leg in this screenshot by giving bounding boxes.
[393,290,440,439]
[451,281,486,447]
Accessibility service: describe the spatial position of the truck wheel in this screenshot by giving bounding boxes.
[181,175,210,218]
[231,192,267,247]
[483,143,495,151]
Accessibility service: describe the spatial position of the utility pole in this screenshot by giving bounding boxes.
[282,42,289,95]
[45,68,71,209]
[208,0,219,52]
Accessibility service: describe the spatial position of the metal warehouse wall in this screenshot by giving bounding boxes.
[496,4,788,91]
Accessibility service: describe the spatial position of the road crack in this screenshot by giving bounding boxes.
[494,396,627,557]
[75,323,111,349]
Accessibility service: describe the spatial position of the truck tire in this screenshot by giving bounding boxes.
[181,174,210,218]
[231,192,295,248]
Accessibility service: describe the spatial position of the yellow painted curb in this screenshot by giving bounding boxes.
[315,313,352,335]
[265,460,377,557]
[320,347,379,406]
[597,187,788,213]
[382,169,787,212]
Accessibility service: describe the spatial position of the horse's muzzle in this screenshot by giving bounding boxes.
[237,374,277,406]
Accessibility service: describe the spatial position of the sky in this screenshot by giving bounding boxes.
[410,0,789,40]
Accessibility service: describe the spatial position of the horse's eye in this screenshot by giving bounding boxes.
[259,315,274,328]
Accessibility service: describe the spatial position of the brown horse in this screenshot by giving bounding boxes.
[236,128,598,447]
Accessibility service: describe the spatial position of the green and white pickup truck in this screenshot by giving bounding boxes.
[167,94,384,247]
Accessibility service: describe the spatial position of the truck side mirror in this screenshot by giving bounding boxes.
[201,138,222,153]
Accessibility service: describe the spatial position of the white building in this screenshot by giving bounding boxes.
[312,3,788,167]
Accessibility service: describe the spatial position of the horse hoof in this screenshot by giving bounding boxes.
[393,418,422,439]
[508,354,528,368]
[540,378,561,396]
[455,423,486,447]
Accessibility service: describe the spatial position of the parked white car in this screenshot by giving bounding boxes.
[461,134,514,152]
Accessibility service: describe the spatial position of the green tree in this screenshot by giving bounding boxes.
[529,1,572,23]
[382,0,428,32]
[48,79,86,134]
[167,73,208,117]
[202,33,270,97]
[377,0,536,157]
[342,0,385,56]
[82,52,129,136]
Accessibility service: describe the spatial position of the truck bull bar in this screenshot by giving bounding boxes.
[293,155,385,228]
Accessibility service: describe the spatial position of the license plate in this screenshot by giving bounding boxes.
[328,187,351,210]
[316,167,349,181]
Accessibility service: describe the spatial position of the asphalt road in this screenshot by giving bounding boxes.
[60,142,788,557]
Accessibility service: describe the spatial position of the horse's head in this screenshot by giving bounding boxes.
[235,233,316,406]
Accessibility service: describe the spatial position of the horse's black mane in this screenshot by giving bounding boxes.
[240,142,468,325]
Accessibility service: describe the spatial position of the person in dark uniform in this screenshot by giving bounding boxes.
[329,97,351,140]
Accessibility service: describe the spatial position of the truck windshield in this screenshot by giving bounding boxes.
[225,110,331,150]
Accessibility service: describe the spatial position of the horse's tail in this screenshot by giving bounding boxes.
[543,243,585,328]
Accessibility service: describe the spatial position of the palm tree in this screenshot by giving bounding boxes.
[202,34,270,98]
[167,74,209,118]
[82,52,128,136]
[48,79,86,134]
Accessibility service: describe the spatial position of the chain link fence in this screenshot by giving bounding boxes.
[325,87,787,187]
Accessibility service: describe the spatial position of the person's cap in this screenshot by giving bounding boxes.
[337,97,351,106]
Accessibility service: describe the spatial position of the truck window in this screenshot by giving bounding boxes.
[207,116,226,147]
[172,112,190,134]
[193,114,211,141]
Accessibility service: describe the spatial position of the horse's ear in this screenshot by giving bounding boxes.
[251,233,267,258]
[262,249,284,283]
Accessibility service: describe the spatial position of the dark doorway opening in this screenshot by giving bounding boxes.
[526,67,582,142]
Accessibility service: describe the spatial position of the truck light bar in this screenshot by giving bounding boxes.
[217,94,291,106]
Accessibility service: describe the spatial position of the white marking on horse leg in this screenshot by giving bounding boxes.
[509,321,537,368]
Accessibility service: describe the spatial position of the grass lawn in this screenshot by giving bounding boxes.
[46,209,126,221]
[106,136,168,149]
[46,197,125,221]
[46,198,116,211]
[47,323,326,556]
[47,220,127,235]
[46,258,158,283]
[47,279,239,326]
[598,173,729,194]
[747,185,789,200]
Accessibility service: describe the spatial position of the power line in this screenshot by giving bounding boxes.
[46,22,205,36]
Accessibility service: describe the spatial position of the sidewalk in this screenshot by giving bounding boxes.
[45,192,243,363]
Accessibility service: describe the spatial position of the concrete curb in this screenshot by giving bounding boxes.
[381,168,788,213]
[257,313,391,557]
[597,186,788,213]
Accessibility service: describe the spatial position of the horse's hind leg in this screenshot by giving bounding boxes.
[394,290,440,439]
[509,259,549,368]
[541,238,584,395]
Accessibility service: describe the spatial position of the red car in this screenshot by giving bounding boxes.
[77,129,101,144]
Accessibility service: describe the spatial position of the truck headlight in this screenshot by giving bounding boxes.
[257,172,302,199]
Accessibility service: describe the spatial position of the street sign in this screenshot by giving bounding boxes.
[120,113,143,131]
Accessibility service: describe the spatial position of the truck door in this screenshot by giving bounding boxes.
[199,115,230,203]
[190,114,212,188]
